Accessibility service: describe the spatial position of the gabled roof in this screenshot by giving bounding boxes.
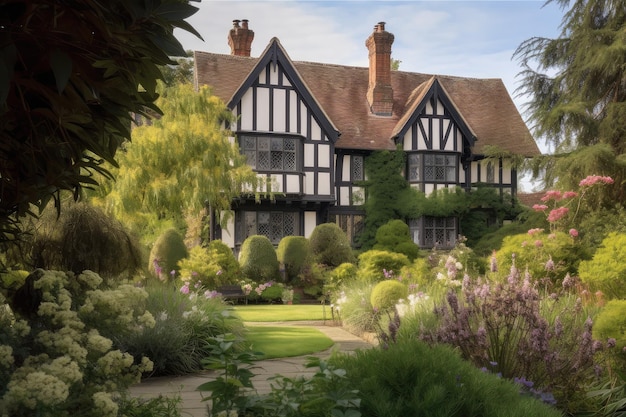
[391,76,477,148]
[195,40,540,156]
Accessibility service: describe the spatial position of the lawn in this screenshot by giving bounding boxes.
[245,325,334,359]
[231,304,331,322]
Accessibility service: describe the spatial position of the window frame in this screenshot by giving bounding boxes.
[407,152,458,183]
[239,134,302,173]
[235,210,299,245]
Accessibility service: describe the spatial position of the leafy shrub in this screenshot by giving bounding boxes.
[331,339,562,417]
[357,249,410,282]
[276,236,311,283]
[495,230,590,286]
[309,223,355,267]
[325,262,358,295]
[1,270,153,416]
[398,257,432,287]
[370,280,408,311]
[178,240,240,289]
[149,228,188,280]
[374,219,420,261]
[29,202,143,279]
[239,235,279,282]
[593,299,626,373]
[579,232,626,299]
[118,281,244,376]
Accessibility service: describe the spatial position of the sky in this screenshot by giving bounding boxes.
[175,1,566,190]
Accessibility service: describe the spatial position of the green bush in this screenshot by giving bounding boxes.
[178,240,240,289]
[309,223,356,267]
[276,236,311,283]
[239,235,279,282]
[370,280,408,311]
[149,228,188,280]
[325,262,359,295]
[579,232,626,299]
[374,219,420,261]
[398,257,432,287]
[357,249,410,282]
[29,202,143,279]
[593,299,626,373]
[331,339,562,417]
[495,230,590,286]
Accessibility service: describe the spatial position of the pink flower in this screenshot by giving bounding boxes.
[541,190,563,202]
[180,283,190,294]
[562,191,578,199]
[579,175,614,187]
[547,207,569,222]
[527,228,544,236]
[535,240,543,247]
[532,204,548,212]
[569,228,579,238]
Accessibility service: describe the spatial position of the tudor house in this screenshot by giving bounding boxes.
[194,20,540,250]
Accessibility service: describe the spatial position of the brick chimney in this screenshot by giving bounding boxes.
[228,19,254,57]
[365,22,394,116]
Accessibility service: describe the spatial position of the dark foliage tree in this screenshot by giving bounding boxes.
[514,0,626,204]
[0,0,201,245]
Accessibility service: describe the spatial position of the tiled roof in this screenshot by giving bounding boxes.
[194,42,540,156]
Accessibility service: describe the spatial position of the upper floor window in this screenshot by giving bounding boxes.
[240,135,299,172]
[408,153,457,183]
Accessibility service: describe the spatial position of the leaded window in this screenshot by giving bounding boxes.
[408,152,457,183]
[352,155,364,181]
[409,216,457,249]
[236,211,299,245]
[240,135,299,172]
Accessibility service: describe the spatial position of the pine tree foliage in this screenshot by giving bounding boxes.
[97,83,260,235]
[514,0,626,202]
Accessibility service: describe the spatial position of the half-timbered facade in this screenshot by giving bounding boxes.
[195,20,540,250]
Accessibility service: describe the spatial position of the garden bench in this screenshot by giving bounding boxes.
[218,285,247,304]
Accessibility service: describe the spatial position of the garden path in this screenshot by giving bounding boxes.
[129,321,376,417]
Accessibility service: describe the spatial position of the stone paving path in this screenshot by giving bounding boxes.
[129,321,375,417]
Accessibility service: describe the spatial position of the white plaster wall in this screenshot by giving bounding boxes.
[304,172,314,195]
[286,174,300,193]
[318,144,330,168]
[222,218,235,248]
[273,88,286,132]
[256,88,270,131]
[304,211,317,238]
[240,89,253,131]
[318,172,331,195]
[304,143,315,167]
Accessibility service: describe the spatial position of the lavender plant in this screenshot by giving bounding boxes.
[419,263,609,413]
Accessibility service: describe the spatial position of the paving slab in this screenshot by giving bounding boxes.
[129,322,375,417]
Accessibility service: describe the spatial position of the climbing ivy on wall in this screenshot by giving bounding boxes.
[357,148,523,250]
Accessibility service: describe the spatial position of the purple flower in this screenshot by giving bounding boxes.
[545,256,555,272]
[180,283,190,294]
[607,338,617,348]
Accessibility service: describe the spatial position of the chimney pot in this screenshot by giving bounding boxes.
[228,19,254,57]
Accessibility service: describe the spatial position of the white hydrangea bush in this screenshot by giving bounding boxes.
[0,270,154,417]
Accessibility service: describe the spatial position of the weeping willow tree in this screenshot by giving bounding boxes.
[514,0,626,205]
[92,83,261,244]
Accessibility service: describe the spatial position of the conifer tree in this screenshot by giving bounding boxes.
[514,0,626,204]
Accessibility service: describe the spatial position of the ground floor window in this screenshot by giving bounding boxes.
[332,214,364,246]
[235,211,299,245]
[409,216,457,249]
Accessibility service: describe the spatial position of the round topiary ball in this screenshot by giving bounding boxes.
[239,235,279,282]
[370,280,408,311]
[149,228,188,279]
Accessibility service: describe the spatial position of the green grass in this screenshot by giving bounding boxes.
[231,304,330,322]
[245,325,334,359]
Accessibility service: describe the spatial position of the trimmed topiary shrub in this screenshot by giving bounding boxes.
[370,279,408,311]
[358,249,410,282]
[149,228,188,280]
[276,236,311,283]
[309,223,356,267]
[239,235,279,282]
[579,232,626,299]
[326,262,359,294]
[374,219,420,261]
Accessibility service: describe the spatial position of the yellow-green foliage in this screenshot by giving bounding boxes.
[399,257,431,286]
[370,280,408,310]
[358,250,410,282]
[178,241,240,289]
[579,232,626,299]
[593,300,626,348]
[148,228,188,279]
[494,230,589,283]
